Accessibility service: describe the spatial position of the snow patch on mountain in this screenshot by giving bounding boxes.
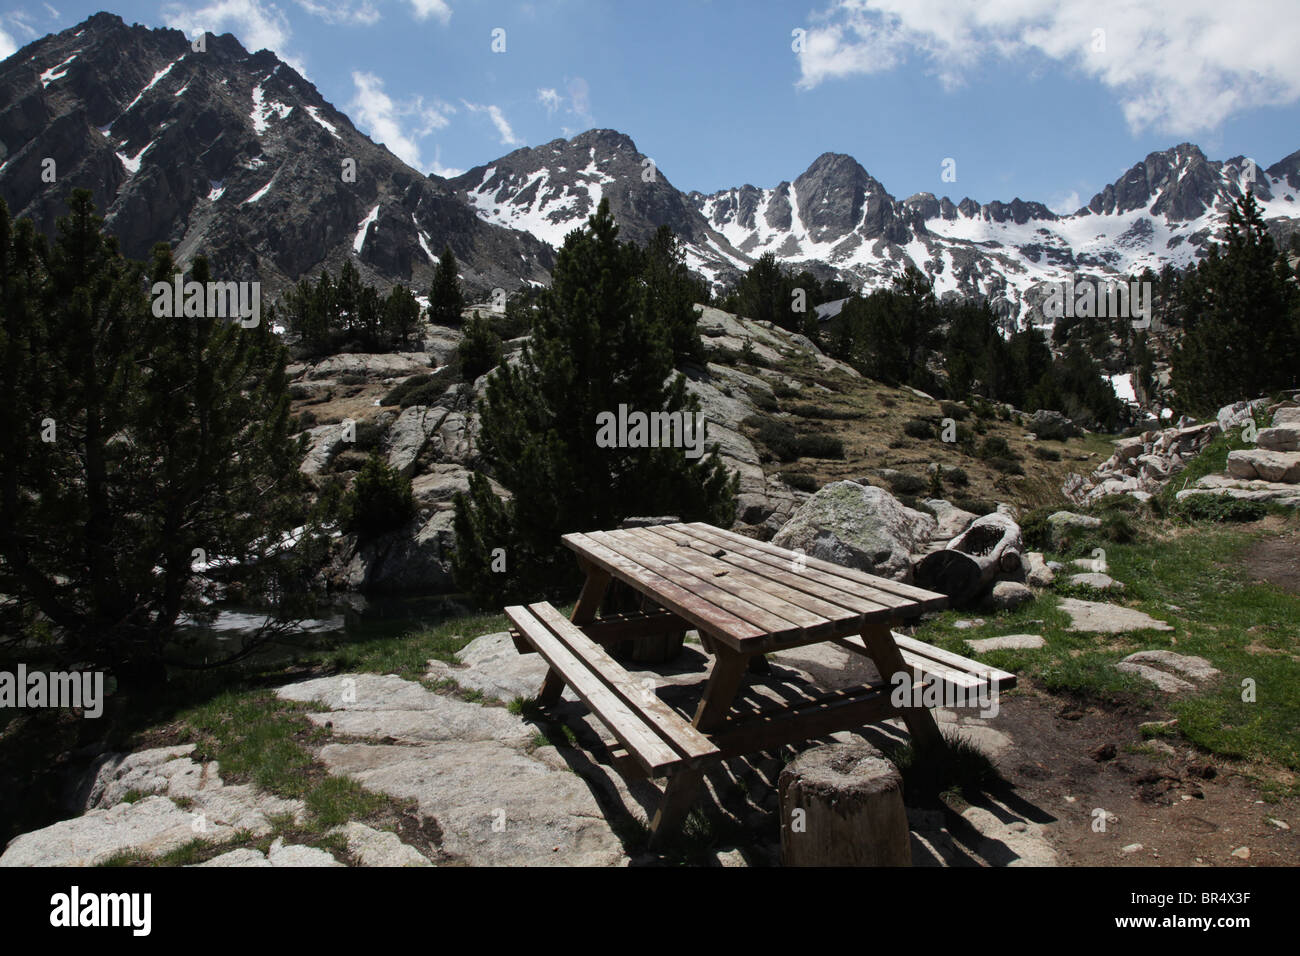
[123,58,181,113]
[250,83,293,135]
[305,105,341,140]
[39,51,80,87]
[353,203,380,253]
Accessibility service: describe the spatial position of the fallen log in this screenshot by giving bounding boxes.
[913,512,1024,607]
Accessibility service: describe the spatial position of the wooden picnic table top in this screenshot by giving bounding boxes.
[561,522,948,653]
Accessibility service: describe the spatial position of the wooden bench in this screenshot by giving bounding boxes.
[505,602,721,780]
[833,631,1017,700]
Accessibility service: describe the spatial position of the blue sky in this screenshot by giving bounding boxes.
[5,1,1300,211]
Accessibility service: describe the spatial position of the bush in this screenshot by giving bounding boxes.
[288,384,311,401]
[978,435,1014,460]
[1018,507,1054,551]
[953,496,997,515]
[903,418,934,440]
[382,373,436,407]
[752,390,780,412]
[773,383,800,400]
[988,456,1024,475]
[779,471,819,492]
[336,371,369,386]
[789,403,857,420]
[351,419,387,453]
[753,419,844,461]
[939,401,970,421]
[944,466,969,487]
[458,312,503,380]
[885,473,927,495]
[1171,495,1268,523]
[1032,445,1062,461]
[340,454,417,541]
[291,410,318,432]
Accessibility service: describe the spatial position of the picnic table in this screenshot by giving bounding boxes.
[505,521,1014,838]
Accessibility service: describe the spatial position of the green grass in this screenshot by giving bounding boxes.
[913,516,1300,779]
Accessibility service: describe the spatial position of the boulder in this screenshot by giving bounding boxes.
[1274,407,1300,427]
[331,510,456,594]
[302,352,432,383]
[1028,409,1078,440]
[386,405,449,478]
[966,634,1045,653]
[300,423,348,476]
[1024,552,1055,588]
[1217,399,1264,433]
[1057,598,1173,634]
[922,499,978,541]
[772,481,936,582]
[1226,449,1300,483]
[1257,425,1300,452]
[1068,572,1123,591]
[979,580,1033,612]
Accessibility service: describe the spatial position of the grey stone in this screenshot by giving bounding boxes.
[425,630,576,703]
[1068,572,1123,591]
[922,499,978,541]
[1121,650,1220,681]
[317,741,626,866]
[772,481,936,582]
[1226,449,1300,483]
[386,405,449,478]
[965,634,1045,652]
[1057,598,1174,633]
[195,848,274,867]
[276,672,535,745]
[330,822,432,866]
[1116,662,1196,693]
[1025,552,1055,588]
[1257,425,1300,452]
[980,581,1033,612]
[267,837,344,867]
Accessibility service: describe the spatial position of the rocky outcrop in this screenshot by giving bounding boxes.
[1176,400,1300,507]
[772,481,936,582]
[1064,420,1219,503]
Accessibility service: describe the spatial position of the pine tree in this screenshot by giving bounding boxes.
[1172,192,1300,413]
[640,225,705,362]
[429,245,464,327]
[458,311,502,380]
[452,198,736,602]
[0,192,317,690]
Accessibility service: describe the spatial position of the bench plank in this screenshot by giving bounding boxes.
[893,633,1017,690]
[527,602,719,762]
[506,605,684,776]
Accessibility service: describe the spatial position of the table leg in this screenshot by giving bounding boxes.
[537,562,611,705]
[860,620,945,752]
[649,765,705,842]
[693,648,749,732]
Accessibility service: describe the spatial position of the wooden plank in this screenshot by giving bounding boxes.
[539,563,612,705]
[562,532,764,647]
[580,610,689,645]
[617,526,841,637]
[892,633,1017,690]
[637,524,877,625]
[682,522,949,614]
[832,635,985,691]
[586,530,804,643]
[528,603,719,762]
[693,649,751,732]
[676,523,918,615]
[859,620,944,752]
[708,683,902,759]
[506,606,683,776]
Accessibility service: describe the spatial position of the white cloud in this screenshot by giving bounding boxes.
[349,70,454,170]
[537,87,561,116]
[43,4,61,18]
[463,101,520,146]
[407,0,452,24]
[797,0,1300,134]
[428,145,463,178]
[162,0,304,72]
[1049,190,1081,215]
[295,0,380,26]
[7,11,38,37]
[0,26,15,60]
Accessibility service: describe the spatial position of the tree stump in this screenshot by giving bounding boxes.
[779,743,911,866]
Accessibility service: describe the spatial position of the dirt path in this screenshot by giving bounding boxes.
[980,683,1298,866]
